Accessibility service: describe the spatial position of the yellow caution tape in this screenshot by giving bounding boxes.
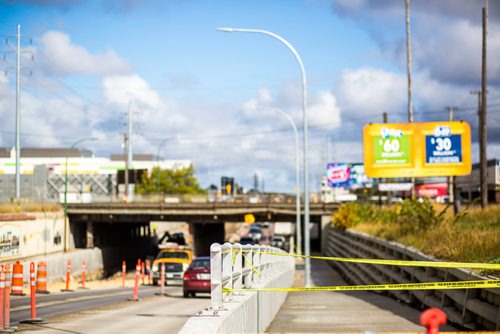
[241,251,262,278]
[255,252,500,270]
[223,279,500,293]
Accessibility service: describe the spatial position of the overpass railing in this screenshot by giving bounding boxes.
[210,242,292,310]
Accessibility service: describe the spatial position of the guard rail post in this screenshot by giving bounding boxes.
[210,243,223,310]
[221,242,233,301]
[242,244,253,288]
[233,243,242,293]
[252,245,261,283]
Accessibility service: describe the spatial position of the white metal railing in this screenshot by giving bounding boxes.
[210,242,292,310]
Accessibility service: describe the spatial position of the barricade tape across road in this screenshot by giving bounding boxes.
[251,251,500,270]
[223,279,500,293]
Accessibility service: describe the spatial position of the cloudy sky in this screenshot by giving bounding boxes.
[0,0,499,192]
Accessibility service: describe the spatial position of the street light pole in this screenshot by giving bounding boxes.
[63,137,97,252]
[250,107,301,255]
[217,27,311,286]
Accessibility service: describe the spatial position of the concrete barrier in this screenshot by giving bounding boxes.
[179,244,295,334]
[9,248,104,285]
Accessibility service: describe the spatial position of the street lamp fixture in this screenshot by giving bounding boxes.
[217,27,311,286]
[63,136,98,252]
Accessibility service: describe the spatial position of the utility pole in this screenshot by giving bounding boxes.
[446,107,459,215]
[124,101,133,201]
[405,0,415,198]
[480,4,488,208]
[378,112,388,207]
[123,133,129,201]
[15,24,21,202]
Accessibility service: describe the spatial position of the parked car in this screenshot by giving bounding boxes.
[183,257,211,297]
[239,236,256,245]
[248,225,262,242]
[271,236,286,249]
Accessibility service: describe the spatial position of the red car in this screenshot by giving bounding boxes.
[183,257,210,297]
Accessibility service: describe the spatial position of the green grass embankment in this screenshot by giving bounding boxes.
[332,200,500,273]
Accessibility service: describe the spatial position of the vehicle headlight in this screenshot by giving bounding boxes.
[152,264,158,272]
[182,263,189,271]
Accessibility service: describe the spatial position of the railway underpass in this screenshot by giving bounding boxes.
[67,202,338,272]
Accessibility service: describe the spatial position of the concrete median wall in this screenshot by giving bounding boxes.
[179,264,295,334]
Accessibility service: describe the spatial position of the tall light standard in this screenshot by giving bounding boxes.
[217,27,311,286]
[63,136,97,251]
[249,107,301,255]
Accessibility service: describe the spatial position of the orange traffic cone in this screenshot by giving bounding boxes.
[35,262,49,294]
[10,261,24,296]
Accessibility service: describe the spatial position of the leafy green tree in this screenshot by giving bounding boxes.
[135,164,206,194]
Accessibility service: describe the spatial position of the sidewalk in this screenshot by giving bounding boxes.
[266,258,457,333]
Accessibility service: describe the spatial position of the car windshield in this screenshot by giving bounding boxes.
[157,251,189,260]
[250,227,261,232]
[191,259,210,268]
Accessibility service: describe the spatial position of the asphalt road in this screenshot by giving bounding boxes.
[12,285,210,333]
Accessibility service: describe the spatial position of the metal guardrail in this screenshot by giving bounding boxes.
[325,227,500,331]
[210,243,292,310]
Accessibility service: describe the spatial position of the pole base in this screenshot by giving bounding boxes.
[19,318,46,324]
[127,298,140,302]
[36,290,50,294]
[1,327,16,333]
[154,292,168,296]
[78,287,90,290]
[60,289,74,292]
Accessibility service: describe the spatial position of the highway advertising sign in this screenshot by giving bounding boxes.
[363,122,471,178]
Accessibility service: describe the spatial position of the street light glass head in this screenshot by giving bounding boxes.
[216,27,234,33]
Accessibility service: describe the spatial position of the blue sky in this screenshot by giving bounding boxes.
[0,0,499,192]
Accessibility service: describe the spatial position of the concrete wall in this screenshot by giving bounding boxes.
[179,264,295,334]
[0,212,67,260]
[10,248,104,286]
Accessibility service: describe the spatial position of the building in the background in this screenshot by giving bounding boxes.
[321,163,373,202]
[455,159,500,203]
[0,147,191,202]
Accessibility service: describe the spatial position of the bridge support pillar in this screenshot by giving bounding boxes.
[320,215,331,254]
[86,222,94,248]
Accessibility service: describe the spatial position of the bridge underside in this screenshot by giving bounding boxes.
[67,203,336,266]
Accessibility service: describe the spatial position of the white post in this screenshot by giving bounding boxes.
[233,243,242,290]
[222,242,232,301]
[252,244,261,283]
[243,244,252,288]
[210,243,222,310]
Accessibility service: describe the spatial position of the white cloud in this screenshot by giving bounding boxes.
[39,31,132,76]
[101,75,161,109]
[336,67,406,119]
[308,91,341,129]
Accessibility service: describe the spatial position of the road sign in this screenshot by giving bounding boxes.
[363,122,471,178]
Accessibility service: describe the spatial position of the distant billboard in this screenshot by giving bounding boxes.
[326,163,371,189]
[363,122,471,178]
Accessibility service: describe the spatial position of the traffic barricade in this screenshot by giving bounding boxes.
[20,262,44,324]
[121,261,126,288]
[61,260,73,292]
[35,261,49,294]
[10,261,24,296]
[128,259,141,301]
